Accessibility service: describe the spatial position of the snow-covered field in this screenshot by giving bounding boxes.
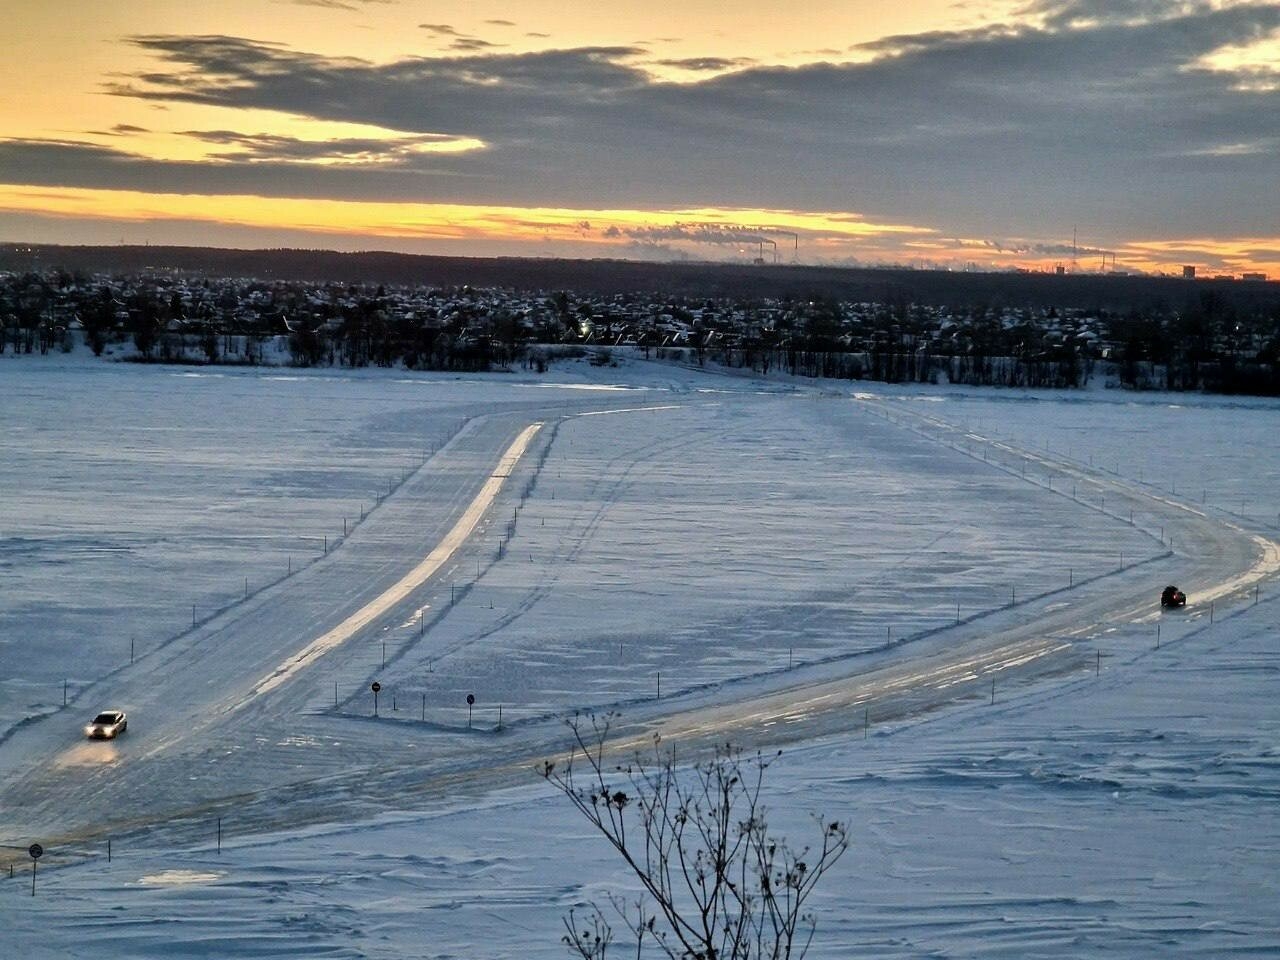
[1,350,1277,957]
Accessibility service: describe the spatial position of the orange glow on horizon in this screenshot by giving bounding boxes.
[1,183,1276,277]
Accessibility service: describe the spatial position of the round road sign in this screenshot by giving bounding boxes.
[371,681,382,693]
[28,843,43,860]
[466,694,475,706]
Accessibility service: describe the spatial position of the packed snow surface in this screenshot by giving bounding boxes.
[1,351,1277,957]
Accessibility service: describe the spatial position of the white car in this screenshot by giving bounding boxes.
[85,710,127,740]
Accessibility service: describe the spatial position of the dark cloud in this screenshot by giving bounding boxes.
[484,19,516,27]
[105,37,647,121]
[852,24,1026,57]
[419,23,460,36]
[12,5,1277,243]
[450,37,503,51]
[0,137,486,201]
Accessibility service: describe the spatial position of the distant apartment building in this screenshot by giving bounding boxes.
[1182,265,1197,279]
[1242,272,1268,282]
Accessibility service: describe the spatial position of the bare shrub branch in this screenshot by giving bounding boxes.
[542,713,848,960]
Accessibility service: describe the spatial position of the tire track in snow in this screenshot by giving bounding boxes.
[229,422,544,709]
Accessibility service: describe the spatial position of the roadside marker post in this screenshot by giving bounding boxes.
[28,844,42,896]
[466,693,475,729]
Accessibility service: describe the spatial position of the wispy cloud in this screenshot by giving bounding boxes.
[652,56,756,72]
[175,128,484,163]
[285,0,396,10]
[419,22,506,52]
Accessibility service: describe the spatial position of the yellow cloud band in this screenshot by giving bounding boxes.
[0,183,930,243]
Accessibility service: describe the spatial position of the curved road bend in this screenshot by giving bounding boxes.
[1,396,1275,862]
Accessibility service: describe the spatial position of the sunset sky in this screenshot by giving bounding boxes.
[4,0,1280,275]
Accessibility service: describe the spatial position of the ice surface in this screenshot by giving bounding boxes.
[1,351,1277,957]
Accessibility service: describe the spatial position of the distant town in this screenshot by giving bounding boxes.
[3,250,1278,395]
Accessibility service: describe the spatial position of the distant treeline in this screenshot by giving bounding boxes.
[2,266,1278,395]
[699,294,1280,394]
[5,242,1280,314]
[0,271,538,372]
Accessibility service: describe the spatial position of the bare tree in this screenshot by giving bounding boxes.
[543,714,848,960]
